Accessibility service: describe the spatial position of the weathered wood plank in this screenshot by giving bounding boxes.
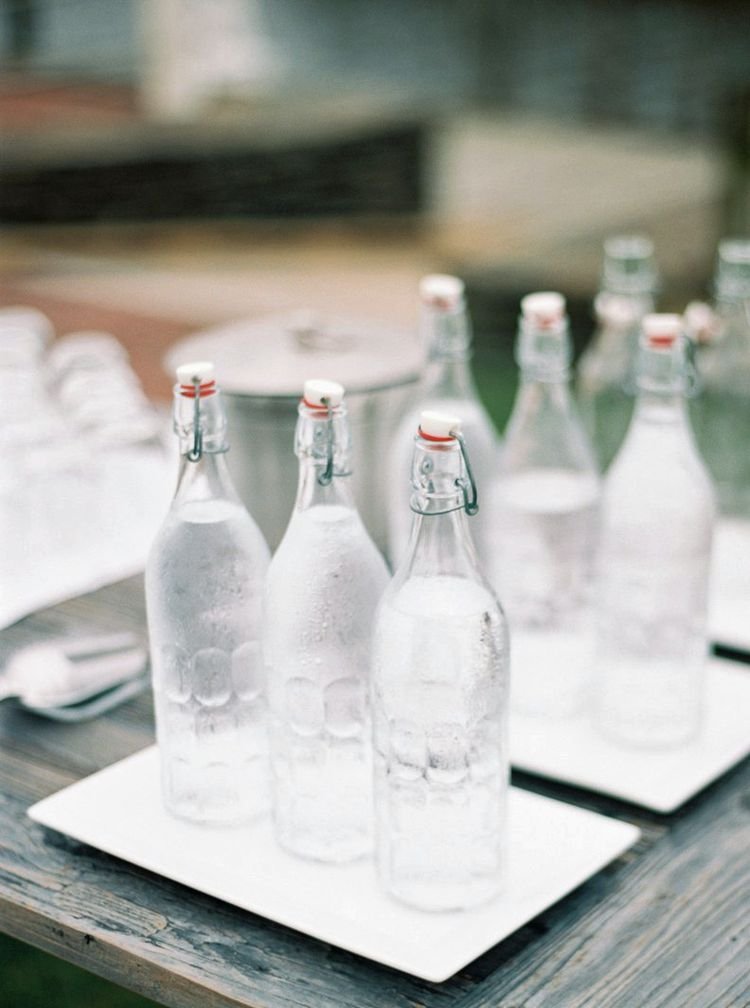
[0,744,78,804]
[0,791,464,1008]
[0,702,152,779]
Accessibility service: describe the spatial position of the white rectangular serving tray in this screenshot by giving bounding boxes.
[28,747,639,983]
[511,657,750,813]
[710,518,750,652]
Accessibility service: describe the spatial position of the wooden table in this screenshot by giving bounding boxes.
[1,576,749,1008]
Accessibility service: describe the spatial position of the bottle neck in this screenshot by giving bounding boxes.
[715,291,750,340]
[592,292,654,355]
[173,384,229,457]
[399,435,480,578]
[714,241,750,313]
[295,458,355,510]
[173,450,238,506]
[505,372,579,466]
[515,313,571,384]
[505,344,596,475]
[293,403,355,512]
[601,234,657,304]
[600,289,654,318]
[518,366,571,394]
[421,300,476,400]
[403,509,480,579]
[171,385,237,504]
[512,362,574,426]
[422,353,476,399]
[712,242,750,349]
[632,344,691,423]
[633,388,687,421]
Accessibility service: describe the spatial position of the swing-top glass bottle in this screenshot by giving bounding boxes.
[387,274,498,567]
[595,316,715,748]
[488,292,599,718]
[577,234,658,470]
[265,379,389,862]
[373,409,509,911]
[146,362,271,823]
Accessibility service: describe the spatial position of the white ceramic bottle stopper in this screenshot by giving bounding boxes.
[521,291,566,328]
[303,378,345,408]
[419,274,465,311]
[419,409,462,440]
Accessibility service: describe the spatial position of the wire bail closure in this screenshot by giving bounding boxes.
[454,430,479,515]
[187,378,203,462]
[410,429,479,517]
[312,396,352,486]
[317,398,334,486]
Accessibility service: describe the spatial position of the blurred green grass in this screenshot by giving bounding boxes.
[0,931,162,1008]
[473,342,517,433]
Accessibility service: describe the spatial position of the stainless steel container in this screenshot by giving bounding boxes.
[164,311,422,551]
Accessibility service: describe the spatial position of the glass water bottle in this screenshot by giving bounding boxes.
[373,410,509,911]
[489,293,600,718]
[691,239,750,518]
[595,316,715,748]
[577,235,658,470]
[265,379,389,862]
[146,362,271,823]
[387,274,498,567]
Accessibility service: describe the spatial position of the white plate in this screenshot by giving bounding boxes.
[28,747,638,983]
[511,658,750,813]
[710,518,750,652]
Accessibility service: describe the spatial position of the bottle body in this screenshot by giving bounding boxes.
[266,388,389,862]
[594,321,715,748]
[489,294,600,717]
[374,423,509,911]
[267,504,388,861]
[146,367,271,824]
[372,566,508,911]
[147,459,271,823]
[489,464,598,717]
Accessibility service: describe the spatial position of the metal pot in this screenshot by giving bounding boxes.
[164,310,422,551]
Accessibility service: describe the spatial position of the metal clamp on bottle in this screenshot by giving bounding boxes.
[453,430,479,516]
[187,377,204,462]
[176,362,228,461]
[410,412,479,518]
[301,380,352,487]
[318,397,335,487]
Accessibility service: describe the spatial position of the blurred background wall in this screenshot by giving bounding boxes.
[2,0,749,133]
[1,0,749,388]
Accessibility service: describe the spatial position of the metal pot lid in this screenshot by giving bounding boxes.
[164,310,423,397]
